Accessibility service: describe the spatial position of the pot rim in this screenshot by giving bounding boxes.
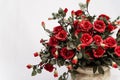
[76,66,110,74]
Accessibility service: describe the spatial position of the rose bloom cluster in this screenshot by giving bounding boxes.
[27,1,120,79]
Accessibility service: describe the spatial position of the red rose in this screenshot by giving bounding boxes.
[53,26,64,34]
[103,37,117,48]
[44,63,54,72]
[79,20,93,31]
[98,14,110,20]
[75,10,83,16]
[55,30,67,41]
[48,36,58,47]
[94,20,106,33]
[107,24,117,32]
[80,33,93,46]
[93,35,103,45]
[60,47,75,59]
[64,8,68,13]
[114,46,120,57]
[73,20,80,30]
[50,47,58,59]
[93,46,105,58]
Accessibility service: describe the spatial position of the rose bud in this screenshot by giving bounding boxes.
[54,69,58,77]
[100,43,105,47]
[71,10,75,16]
[41,21,45,28]
[72,56,78,64]
[64,8,68,13]
[76,44,81,51]
[26,64,32,69]
[112,62,118,68]
[115,21,120,26]
[86,0,90,3]
[34,52,39,57]
[40,39,44,43]
[67,65,72,70]
[48,18,53,20]
[39,62,44,66]
[55,50,59,59]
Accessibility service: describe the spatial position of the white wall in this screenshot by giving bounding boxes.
[0,0,120,80]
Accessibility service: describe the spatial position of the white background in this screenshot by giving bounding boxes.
[0,0,120,80]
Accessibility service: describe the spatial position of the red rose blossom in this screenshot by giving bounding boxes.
[107,24,117,32]
[53,26,64,34]
[60,47,75,59]
[93,35,103,45]
[44,63,54,72]
[93,46,105,58]
[103,37,117,48]
[50,47,58,59]
[98,14,110,20]
[55,30,67,41]
[114,46,120,57]
[94,20,106,33]
[48,36,58,47]
[79,20,93,31]
[75,10,83,16]
[80,33,93,46]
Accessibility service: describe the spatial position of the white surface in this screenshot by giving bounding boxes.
[0,0,120,80]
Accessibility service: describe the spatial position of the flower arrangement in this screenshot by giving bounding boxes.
[27,0,120,80]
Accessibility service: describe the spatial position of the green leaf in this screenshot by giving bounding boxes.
[58,8,64,14]
[57,59,64,67]
[58,76,62,80]
[98,66,104,74]
[50,59,56,65]
[33,65,37,70]
[41,57,48,63]
[79,3,86,11]
[31,70,37,76]
[77,52,82,59]
[37,69,42,74]
[70,71,79,80]
[93,66,97,74]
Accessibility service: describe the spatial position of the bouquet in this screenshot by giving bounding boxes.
[27,0,120,80]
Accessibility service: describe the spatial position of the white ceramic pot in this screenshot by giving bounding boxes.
[71,67,110,80]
